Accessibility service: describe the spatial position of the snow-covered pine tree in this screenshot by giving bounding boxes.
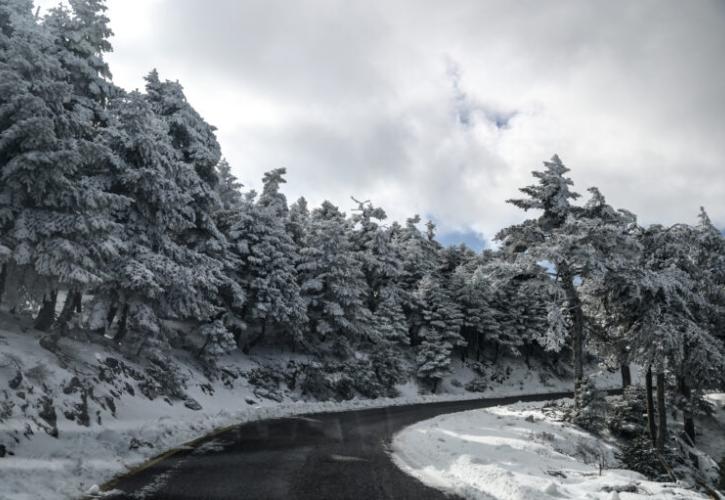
[226,169,306,354]
[393,215,444,346]
[599,221,725,449]
[215,159,243,212]
[40,0,128,332]
[693,208,725,346]
[0,0,47,306]
[395,215,441,296]
[372,285,409,345]
[144,69,220,182]
[646,219,725,445]
[43,0,115,126]
[297,201,372,351]
[578,187,642,388]
[141,70,236,359]
[91,90,228,358]
[496,155,588,401]
[350,199,408,345]
[497,156,638,408]
[450,256,498,361]
[209,160,247,342]
[484,258,552,362]
[287,197,310,246]
[257,168,289,217]
[414,273,464,392]
[0,0,125,335]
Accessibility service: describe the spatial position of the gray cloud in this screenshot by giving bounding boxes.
[37,0,725,240]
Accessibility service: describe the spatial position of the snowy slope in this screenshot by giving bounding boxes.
[392,401,708,500]
[0,314,626,500]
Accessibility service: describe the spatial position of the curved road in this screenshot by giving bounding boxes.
[103,392,573,500]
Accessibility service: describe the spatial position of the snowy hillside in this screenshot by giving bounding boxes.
[0,314,625,500]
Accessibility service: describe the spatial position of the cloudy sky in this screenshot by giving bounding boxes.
[39,0,725,248]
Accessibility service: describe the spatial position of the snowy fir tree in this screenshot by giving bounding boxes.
[350,199,408,345]
[450,257,499,361]
[226,169,306,353]
[287,196,310,248]
[498,156,643,410]
[215,158,243,212]
[297,201,373,349]
[0,0,125,335]
[414,273,464,391]
[497,155,588,404]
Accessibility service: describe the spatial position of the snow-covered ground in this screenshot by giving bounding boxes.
[0,313,626,500]
[700,393,725,465]
[392,401,710,500]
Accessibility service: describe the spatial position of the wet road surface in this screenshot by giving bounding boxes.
[104,391,573,500]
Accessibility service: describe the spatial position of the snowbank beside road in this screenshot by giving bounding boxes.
[391,401,706,500]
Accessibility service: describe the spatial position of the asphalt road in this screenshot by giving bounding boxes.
[103,391,573,500]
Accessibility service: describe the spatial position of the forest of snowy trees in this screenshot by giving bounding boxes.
[1,0,724,457]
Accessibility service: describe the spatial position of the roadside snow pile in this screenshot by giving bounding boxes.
[392,401,707,500]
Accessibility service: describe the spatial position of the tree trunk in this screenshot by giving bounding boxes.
[243,322,267,355]
[105,303,118,334]
[72,291,82,314]
[656,369,667,452]
[197,335,211,358]
[677,375,695,445]
[645,366,657,447]
[135,336,147,358]
[621,363,632,389]
[431,378,439,393]
[560,263,584,406]
[34,290,58,332]
[459,329,467,361]
[55,289,77,334]
[0,263,7,306]
[114,303,129,343]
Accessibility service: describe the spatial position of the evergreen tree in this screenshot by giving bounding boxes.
[40,0,126,331]
[446,249,498,361]
[350,199,407,345]
[92,91,227,357]
[394,215,443,345]
[287,196,310,248]
[395,215,441,295]
[693,207,725,345]
[498,156,638,408]
[644,221,725,445]
[43,0,115,125]
[215,158,243,212]
[0,0,124,335]
[497,155,586,402]
[485,258,552,361]
[579,187,642,388]
[372,285,409,345]
[227,169,306,353]
[298,201,372,349]
[414,273,464,391]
